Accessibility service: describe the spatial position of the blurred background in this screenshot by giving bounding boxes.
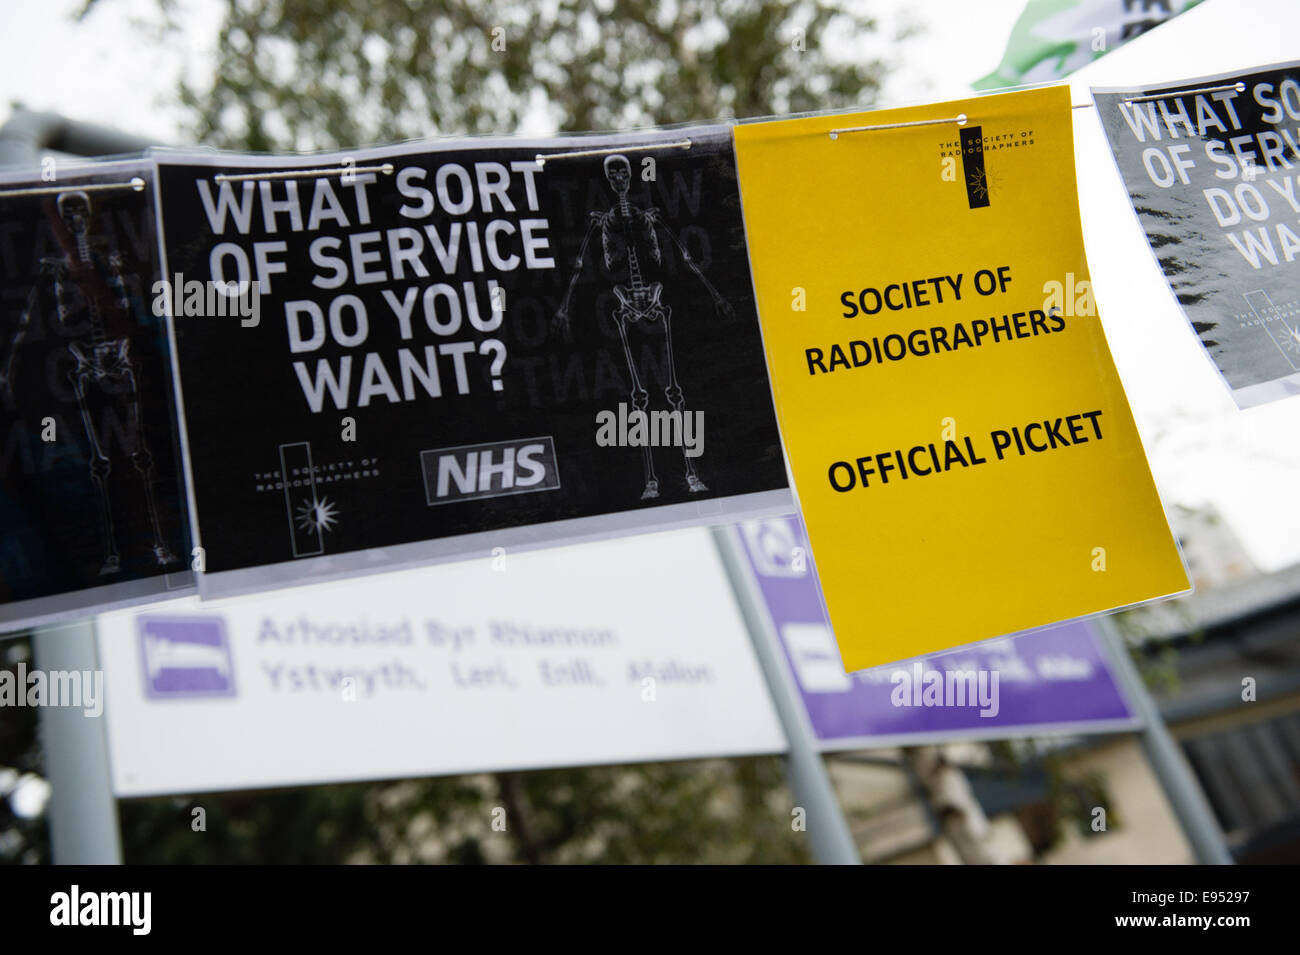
[2,0,1299,865]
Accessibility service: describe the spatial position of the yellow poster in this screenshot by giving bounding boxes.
[733,86,1188,672]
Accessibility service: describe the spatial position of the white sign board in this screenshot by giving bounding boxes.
[96,528,787,796]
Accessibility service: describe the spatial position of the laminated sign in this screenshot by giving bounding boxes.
[154,128,789,596]
[0,162,193,629]
[1094,62,1300,407]
[733,86,1188,672]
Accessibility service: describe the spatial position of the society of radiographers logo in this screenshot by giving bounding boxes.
[1240,290,1300,370]
[938,127,1037,208]
[296,496,339,534]
[276,443,350,558]
[244,444,387,559]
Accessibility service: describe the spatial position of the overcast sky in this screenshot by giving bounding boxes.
[4,0,1298,572]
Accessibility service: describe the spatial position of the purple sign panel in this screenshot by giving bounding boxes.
[738,517,1137,747]
[137,615,236,699]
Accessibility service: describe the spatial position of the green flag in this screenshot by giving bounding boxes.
[975,0,1202,90]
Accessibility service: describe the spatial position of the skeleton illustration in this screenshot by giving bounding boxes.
[554,153,733,500]
[0,190,178,575]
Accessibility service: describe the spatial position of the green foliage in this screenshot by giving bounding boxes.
[117,775,486,864]
[155,0,888,152]
[501,758,808,864]
[1111,604,1205,695]
[115,758,809,864]
[984,738,1119,853]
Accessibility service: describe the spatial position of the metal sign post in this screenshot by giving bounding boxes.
[711,526,861,865]
[33,619,123,864]
[1097,616,1233,865]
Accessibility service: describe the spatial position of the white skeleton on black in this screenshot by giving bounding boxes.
[0,190,177,575]
[554,153,732,500]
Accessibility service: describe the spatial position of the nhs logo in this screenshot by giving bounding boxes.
[420,436,561,505]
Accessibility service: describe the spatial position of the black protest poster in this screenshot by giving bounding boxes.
[0,162,193,629]
[1094,62,1300,407]
[155,127,790,596]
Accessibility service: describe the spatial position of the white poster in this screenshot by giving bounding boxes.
[96,527,786,796]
